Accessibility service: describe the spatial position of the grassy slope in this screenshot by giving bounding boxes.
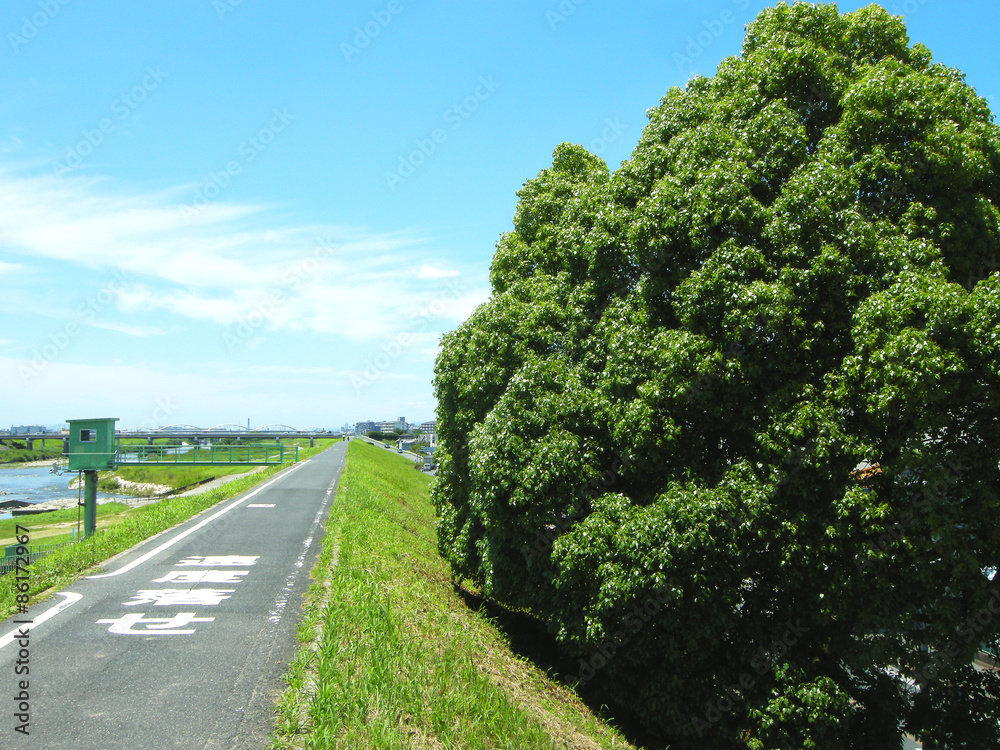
[0,441,63,464]
[97,464,249,494]
[272,439,637,750]
[0,502,133,547]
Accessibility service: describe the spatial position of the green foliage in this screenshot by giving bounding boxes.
[433,3,1000,747]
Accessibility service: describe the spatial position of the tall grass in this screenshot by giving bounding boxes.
[273,440,635,750]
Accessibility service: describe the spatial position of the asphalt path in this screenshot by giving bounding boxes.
[0,440,346,749]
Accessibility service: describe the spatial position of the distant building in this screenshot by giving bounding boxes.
[355,417,433,437]
[10,425,46,434]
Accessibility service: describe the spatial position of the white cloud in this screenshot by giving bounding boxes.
[0,355,367,428]
[0,167,472,425]
[443,288,491,324]
[415,264,460,279]
[85,320,165,337]
[0,168,469,343]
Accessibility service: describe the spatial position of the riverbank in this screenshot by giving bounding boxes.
[0,442,64,466]
[68,474,171,497]
[55,466,266,508]
[0,456,64,469]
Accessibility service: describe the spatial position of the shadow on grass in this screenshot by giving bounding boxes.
[454,584,670,750]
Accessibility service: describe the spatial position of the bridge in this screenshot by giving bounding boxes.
[0,424,341,450]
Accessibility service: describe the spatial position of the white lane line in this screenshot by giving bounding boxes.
[247,504,275,508]
[86,462,307,579]
[0,592,83,651]
[266,480,337,626]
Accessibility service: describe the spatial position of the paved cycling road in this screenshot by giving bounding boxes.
[0,440,346,749]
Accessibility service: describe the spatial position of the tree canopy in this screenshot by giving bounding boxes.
[433,3,1000,747]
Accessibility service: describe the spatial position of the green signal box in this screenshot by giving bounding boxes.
[66,417,119,471]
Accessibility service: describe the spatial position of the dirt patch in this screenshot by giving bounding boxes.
[68,475,171,496]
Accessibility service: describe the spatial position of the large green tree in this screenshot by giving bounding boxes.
[433,3,1000,747]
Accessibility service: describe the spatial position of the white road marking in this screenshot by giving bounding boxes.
[86,462,306,579]
[0,592,83,651]
[153,570,249,584]
[247,503,275,508]
[96,612,215,635]
[267,480,337,625]
[123,589,235,607]
[175,555,259,567]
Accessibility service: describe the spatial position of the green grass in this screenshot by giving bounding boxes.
[0,439,338,620]
[0,505,108,538]
[96,464,249,494]
[0,441,63,464]
[0,503,133,548]
[272,439,636,750]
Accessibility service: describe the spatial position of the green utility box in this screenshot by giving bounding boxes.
[66,417,118,471]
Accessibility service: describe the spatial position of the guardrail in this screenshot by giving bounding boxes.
[114,443,294,466]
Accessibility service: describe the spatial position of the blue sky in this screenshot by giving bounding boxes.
[1,0,996,431]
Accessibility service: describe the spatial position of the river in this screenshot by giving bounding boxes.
[0,463,115,521]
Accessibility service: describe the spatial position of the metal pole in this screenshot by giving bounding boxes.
[83,470,97,539]
[76,471,82,541]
